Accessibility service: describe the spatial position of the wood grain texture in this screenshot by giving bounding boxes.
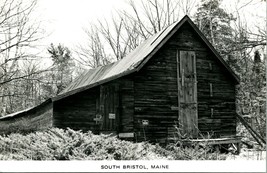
[53,87,98,131]
[178,51,198,138]
[132,22,237,142]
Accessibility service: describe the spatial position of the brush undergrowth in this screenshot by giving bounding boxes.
[0,128,226,160]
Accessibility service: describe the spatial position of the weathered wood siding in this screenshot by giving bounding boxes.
[53,78,134,135]
[97,78,134,134]
[133,40,178,143]
[0,101,52,135]
[118,77,134,133]
[53,87,99,132]
[196,51,236,138]
[97,83,120,133]
[173,23,236,137]
[133,22,236,142]
[177,51,198,138]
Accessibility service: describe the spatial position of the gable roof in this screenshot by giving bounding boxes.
[53,15,240,101]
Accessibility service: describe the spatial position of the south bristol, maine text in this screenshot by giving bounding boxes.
[101,164,169,170]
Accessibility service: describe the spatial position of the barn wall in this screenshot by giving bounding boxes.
[118,77,134,133]
[133,39,178,143]
[196,52,236,137]
[53,77,135,135]
[53,87,99,132]
[168,22,236,138]
[133,22,236,142]
[97,78,135,134]
[0,101,52,135]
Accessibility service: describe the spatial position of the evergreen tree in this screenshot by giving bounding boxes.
[195,0,266,145]
[250,51,266,138]
[194,0,236,56]
[47,44,75,94]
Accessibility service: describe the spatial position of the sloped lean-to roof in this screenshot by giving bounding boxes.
[0,98,52,120]
[54,15,240,101]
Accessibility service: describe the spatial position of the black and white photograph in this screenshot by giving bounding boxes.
[0,0,266,172]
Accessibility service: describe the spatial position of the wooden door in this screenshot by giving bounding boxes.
[98,84,120,133]
[177,50,198,138]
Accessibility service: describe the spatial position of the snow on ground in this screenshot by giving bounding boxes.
[226,148,266,160]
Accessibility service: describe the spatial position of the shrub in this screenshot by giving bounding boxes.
[0,128,226,160]
[0,128,170,160]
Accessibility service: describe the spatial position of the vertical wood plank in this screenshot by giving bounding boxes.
[209,62,212,71]
[100,85,105,130]
[178,50,198,138]
[104,86,107,129]
[210,83,213,97]
[98,83,120,132]
[176,50,180,122]
[115,83,120,131]
[192,52,198,137]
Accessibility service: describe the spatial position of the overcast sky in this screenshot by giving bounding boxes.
[36,0,129,50]
[35,0,266,58]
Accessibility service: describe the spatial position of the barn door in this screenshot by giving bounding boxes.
[98,84,120,133]
[177,50,198,138]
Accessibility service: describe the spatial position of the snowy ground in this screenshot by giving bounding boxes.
[226,148,266,160]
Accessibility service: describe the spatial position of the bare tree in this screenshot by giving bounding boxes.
[76,0,196,68]
[0,0,45,115]
[118,0,191,39]
[178,0,198,15]
[75,25,110,68]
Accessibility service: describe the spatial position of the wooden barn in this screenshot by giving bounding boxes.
[0,15,241,145]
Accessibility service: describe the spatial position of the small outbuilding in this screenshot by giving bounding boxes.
[0,16,241,146]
